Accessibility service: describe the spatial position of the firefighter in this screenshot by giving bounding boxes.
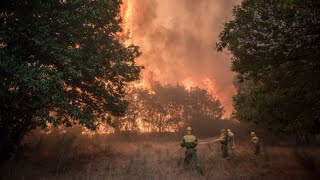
[250,132,260,155]
[180,127,204,175]
[220,129,229,159]
[227,129,236,149]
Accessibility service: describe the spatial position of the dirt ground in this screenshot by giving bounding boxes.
[1,133,320,180]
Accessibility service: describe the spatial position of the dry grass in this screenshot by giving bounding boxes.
[1,133,320,180]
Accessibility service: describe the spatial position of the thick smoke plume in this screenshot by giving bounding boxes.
[124,0,240,116]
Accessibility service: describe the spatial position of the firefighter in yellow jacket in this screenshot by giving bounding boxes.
[180,127,204,175]
[227,129,235,149]
[220,129,229,159]
[250,132,260,155]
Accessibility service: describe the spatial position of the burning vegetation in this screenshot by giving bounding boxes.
[120,0,239,116]
[1,0,320,179]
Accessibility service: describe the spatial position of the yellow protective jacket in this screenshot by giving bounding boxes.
[180,134,198,149]
[228,131,235,149]
[220,133,228,144]
[251,136,259,144]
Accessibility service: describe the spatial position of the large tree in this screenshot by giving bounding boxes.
[0,0,142,158]
[117,83,224,135]
[184,87,224,136]
[217,0,320,141]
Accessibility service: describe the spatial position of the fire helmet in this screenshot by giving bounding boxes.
[186,127,192,131]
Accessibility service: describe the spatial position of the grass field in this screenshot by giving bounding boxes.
[1,132,320,180]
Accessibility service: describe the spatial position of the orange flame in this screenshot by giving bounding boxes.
[120,0,133,46]
[120,0,236,118]
[181,78,196,91]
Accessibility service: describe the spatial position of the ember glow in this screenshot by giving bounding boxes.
[120,0,133,46]
[181,78,196,91]
[121,0,240,117]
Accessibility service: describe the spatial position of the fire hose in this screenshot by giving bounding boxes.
[145,136,220,169]
[145,147,184,169]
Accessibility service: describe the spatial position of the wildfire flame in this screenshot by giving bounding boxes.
[120,0,133,46]
[181,78,196,91]
[120,0,236,117]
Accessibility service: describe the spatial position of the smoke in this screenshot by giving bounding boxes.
[125,0,240,116]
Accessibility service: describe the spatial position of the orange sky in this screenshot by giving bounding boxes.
[122,0,241,117]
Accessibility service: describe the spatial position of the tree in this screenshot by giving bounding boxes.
[184,87,224,136]
[217,0,320,141]
[113,87,143,133]
[0,0,142,158]
[138,82,170,133]
[119,82,224,135]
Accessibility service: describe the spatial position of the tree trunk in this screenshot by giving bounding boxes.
[0,107,13,160]
[0,107,34,160]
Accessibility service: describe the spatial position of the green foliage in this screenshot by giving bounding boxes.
[217,0,320,138]
[0,0,142,158]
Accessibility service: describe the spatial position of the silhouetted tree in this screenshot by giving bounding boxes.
[0,0,142,159]
[119,83,224,135]
[184,87,224,136]
[217,0,320,142]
